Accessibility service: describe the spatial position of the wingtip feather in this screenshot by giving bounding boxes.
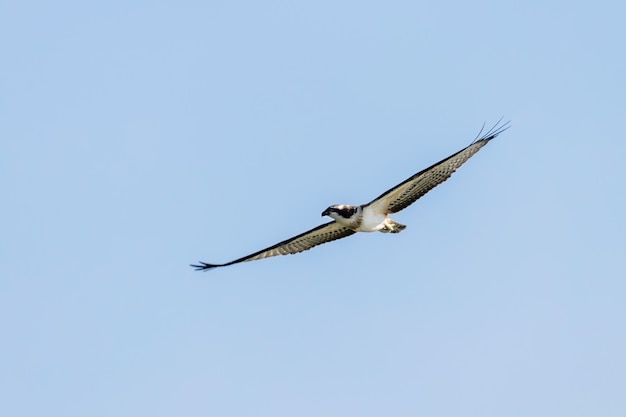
[190,262,220,271]
[472,118,511,144]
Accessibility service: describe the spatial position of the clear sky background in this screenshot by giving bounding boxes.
[2,1,625,416]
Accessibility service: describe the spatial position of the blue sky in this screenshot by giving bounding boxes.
[2,1,625,416]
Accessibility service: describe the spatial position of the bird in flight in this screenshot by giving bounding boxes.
[191,120,509,270]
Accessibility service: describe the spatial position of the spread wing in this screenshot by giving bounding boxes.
[191,221,356,270]
[366,120,510,215]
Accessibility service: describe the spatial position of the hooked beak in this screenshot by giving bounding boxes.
[321,208,331,217]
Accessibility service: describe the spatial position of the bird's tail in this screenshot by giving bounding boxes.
[381,219,407,233]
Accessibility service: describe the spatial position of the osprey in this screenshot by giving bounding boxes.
[192,121,509,270]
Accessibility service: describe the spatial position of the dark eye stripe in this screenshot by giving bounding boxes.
[337,207,357,218]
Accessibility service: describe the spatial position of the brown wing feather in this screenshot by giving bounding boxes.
[366,121,509,215]
[191,221,355,270]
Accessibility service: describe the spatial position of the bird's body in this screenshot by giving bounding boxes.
[191,120,509,270]
[323,204,404,233]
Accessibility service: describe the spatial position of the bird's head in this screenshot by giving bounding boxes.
[322,204,358,220]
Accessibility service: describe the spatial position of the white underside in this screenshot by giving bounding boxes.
[357,208,387,232]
